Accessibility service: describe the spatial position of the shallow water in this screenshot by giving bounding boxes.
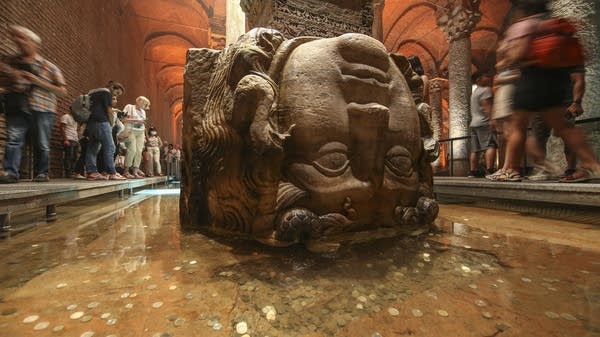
[0,192,597,337]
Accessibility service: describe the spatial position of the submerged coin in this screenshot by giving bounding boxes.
[544,311,560,319]
[185,293,193,300]
[174,318,185,327]
[411,309,423,317]
[101,313,111,319]
[482,311,493,319]
[168,285,177,290]
[212,322,222,330]
[80,315,93,322]
[468,284,478,289]
[147,284,158,290]
[437,310,449,317]
[173,266,182,271]
[235,321,248,334]
[475,300,487,307]
[70,311,84,319]
[52,325,64,332]
[107,318,117,325]
[461,265,471,273]
[120,292,130,298]
[33,321,50,330]
[521,277,532,283]
[125,303,133,309]
[388,308,400,316]
[189,260,198,265]
[152,302,164,309]
[23,315,39,323]
[561,313,577,321]
[56,283,68,289]
[67,304,78,311]
[80,331,95,337]
[87,302,100,309]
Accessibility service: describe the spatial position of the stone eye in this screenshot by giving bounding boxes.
[313,152,349,177]
[385,146,413,177]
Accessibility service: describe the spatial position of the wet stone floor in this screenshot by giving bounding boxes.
[0,192,598,337]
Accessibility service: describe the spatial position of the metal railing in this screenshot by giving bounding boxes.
[435,116,600,176]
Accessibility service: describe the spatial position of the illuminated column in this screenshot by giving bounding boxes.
[437,1,481,175]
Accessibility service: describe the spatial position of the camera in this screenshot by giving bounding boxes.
[115,109,126,119]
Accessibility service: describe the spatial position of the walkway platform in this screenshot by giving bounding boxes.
[434,177,600,224]
[0,176,168,230]
[434,177,600,207]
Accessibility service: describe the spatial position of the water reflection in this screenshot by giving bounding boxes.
[0,194,597,337]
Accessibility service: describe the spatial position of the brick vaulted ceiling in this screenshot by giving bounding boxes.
[121,0,224,143]
[383,0,512,77]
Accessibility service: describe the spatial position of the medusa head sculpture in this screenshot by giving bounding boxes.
[181,28,438,252]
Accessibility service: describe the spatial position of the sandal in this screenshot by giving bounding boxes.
[485,169,522,182]
[558,168,600,183]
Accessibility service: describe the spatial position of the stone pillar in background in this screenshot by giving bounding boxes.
[429,78,445,170]
[372,0,385,42]
[437,1,481,176]
[226,0,247,46]
[240,0,374,38]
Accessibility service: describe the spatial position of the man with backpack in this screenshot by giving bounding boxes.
[0,26,67,183]
[84,81,127,180]
[486,0,600,182]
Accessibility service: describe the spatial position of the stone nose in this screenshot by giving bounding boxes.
[347,102,389,188]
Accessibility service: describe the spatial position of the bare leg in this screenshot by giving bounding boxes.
[469,152,479,172]
[484,147,496,172]
[503,110,530,172]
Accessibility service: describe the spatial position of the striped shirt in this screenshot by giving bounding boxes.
[28,54,65,112]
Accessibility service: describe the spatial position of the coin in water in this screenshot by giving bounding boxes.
[411,309,423,317]
[185,293,193,300]
[129,292,137,298]
[147,284,158,290]
[189,260,198,265]
[236,321,248,334]
[52,325,64,332]
[173,266,182,271]
[152,302,164,309]
[56,283,68,289]
[70,312,85,319]
[80,315,93,322]
[437,310,449,317]
[87,302,100,309]
[107,318,118,325]
[125,303,133,309]
[33,321,50,330]
[521,277,532,283]
[169,285,177,290]
[212,322,222,330]
[120,292,130,298]
[475,300,487,307]
[80,331,95,337]
[101,313,111,319]
[482,311,493,319]
[67,304,78,311]
[174,318,185,327]
[461,265,471,273]
[544,311,559,319]
[468,284,478,289]
[388,308,400,316]
[23,315,39,323]
[561,313,577,321]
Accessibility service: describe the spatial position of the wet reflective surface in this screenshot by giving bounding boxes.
[0,192,598,337]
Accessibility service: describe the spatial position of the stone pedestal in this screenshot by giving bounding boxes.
[240,0,374,38]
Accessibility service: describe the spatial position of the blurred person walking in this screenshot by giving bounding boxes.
[486,0,600,182]
[0,25,67,183]
[468,72,497,177]
[145,126,163,177]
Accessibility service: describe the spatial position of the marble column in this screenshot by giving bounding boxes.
[371,0,385,42]
[226,0,247,46]
[437,1,481,175]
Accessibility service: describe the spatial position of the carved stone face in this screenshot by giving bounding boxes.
[278,34,422,227]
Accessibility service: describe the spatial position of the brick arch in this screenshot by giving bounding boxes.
[127,0,209,30]
[144,35,194,65]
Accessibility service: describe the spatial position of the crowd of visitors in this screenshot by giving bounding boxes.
[466,0,600,183]
[0,25,182,183]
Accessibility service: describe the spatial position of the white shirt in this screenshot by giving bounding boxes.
[60,113,79,141]
[123,104,146,131]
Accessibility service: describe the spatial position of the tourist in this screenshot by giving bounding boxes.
[0,25,67,183]
[60,109,79,178]
[122,96,150,178]
[85,81,127,180]
[145,126,163,177]
[468,72,496,178]
[486,0,600,182]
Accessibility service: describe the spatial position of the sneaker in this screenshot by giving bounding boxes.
[0,174,18,184]
[87,172,108,181]
[467,170,479,178]
[71,173,86,180]
[109,173,127,180]
[32,174,50,182]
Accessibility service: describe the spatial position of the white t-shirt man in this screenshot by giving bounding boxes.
[60,113,78,141]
